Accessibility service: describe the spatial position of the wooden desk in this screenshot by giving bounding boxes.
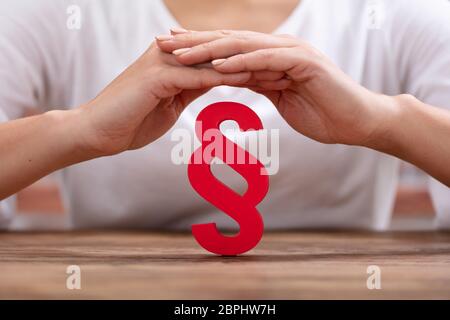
[1,231,449,299]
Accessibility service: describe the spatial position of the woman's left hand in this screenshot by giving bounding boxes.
[157,30,401,148]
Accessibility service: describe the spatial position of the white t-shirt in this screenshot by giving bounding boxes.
[1,0,450,230]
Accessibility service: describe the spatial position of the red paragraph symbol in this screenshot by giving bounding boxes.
[188,102,269,256]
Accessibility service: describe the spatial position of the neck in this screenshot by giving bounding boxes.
[163,0,301,33]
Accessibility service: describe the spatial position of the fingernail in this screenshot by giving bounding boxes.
[170,27,188,34]
[173,48,191,56]
[155,34,174,41]
[212,59,227,66]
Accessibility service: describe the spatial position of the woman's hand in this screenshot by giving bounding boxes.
[78,42,253,157]
[158,30,450,186]
[0,41,278,199]
[157,30,400,148]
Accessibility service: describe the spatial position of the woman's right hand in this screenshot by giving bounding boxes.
[76,41,253,157]
[158,30,450,186]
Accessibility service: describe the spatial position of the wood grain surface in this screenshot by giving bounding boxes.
[0,231,449,299]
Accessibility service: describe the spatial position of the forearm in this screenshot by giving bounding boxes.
[0,109,92,200]
[370,95,450,187]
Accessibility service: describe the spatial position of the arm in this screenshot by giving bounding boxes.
[387,0,450,227]
[0,109,89,200]
[370,95,450,186]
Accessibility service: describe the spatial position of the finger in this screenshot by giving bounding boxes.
[212,47,304,74]
[169,67,252,91]
[172,34,300,66]
[170,27,190,35]
[156,30,256,53]
[251,71,286,81]
[237,79,292,91]
[173,66,287,105]
[254,79,292,91]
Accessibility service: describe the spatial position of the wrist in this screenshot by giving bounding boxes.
[363,94,415,155]
[44,108,100,164]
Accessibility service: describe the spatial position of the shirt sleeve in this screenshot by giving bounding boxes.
[389,0,450,229]
[0,0,66,228]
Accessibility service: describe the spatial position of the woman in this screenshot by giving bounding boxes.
[0,0,449,230]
